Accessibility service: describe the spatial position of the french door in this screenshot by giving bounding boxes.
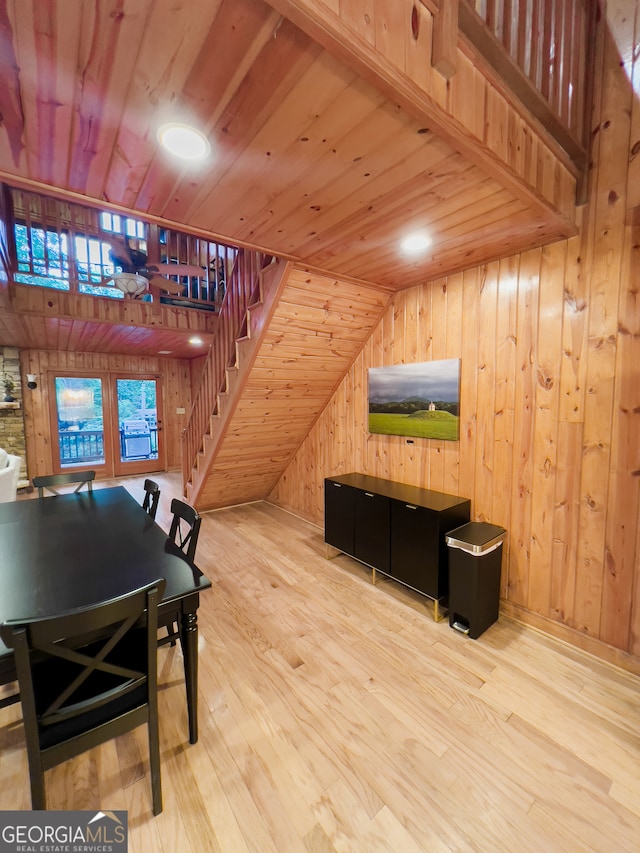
[49,372,165,478]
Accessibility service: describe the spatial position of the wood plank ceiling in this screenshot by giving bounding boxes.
[0,0,575,301]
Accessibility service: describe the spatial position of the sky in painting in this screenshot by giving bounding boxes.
[368,359,460,403]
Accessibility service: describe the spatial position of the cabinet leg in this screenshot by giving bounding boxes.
[325,543,341,560]
[432,599,447,623]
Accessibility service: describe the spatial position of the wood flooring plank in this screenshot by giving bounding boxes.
[5,473,640,852]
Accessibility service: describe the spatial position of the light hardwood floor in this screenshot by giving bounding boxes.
[2,473,639,851]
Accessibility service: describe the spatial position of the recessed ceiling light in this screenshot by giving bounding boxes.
[189,337,203,345]
[400,232,432,255]
[157,123,210,161]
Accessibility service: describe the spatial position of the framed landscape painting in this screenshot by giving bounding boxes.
[368,359,461,441]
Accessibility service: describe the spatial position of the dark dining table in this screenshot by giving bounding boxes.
[0,485,211,743]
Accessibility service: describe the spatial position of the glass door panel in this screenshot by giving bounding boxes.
[49,372,164,478]
[54,377,105,468]
[116,378,158,464]
[113,376,164,476]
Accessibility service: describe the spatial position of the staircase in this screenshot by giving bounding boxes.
[184,259,391,512]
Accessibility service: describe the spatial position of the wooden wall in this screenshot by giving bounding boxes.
[269,3,640,669]
[20,350,192,478]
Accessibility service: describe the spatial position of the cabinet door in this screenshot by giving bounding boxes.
[324,480,355,555]
[355,490,390,572]
[390,501,441,598]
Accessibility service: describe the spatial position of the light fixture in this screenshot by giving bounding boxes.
[61,388,93,406]
[157,123,210,161]
[189,337,203,346]
[26,373,37,390]
[111,272,148,297]
[400,232,432,255]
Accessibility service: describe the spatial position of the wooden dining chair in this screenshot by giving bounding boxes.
[32,470,96,498]
[0,579,166,814]
[168,498,202,562]
[161,499,202,648]
[142,478,161,520]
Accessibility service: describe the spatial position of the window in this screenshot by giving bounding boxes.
[9,186,236,309]
[100,211,145,239]
[15,223,70,291]
[12,190,147,298]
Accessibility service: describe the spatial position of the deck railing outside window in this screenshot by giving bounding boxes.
[58,427,159,466]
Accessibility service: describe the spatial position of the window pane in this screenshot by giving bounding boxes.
[55,377,105,467]
[117,379,158,463]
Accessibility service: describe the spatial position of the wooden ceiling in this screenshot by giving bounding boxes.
[0,301,214,360]
[0,0,576,295]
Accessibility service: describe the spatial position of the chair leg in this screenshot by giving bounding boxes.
[148,719,163,816]
[30,769,46,810]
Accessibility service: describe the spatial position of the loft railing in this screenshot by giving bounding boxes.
[182,248,271,490]
[6,186,237,310]
[446,0,597,188]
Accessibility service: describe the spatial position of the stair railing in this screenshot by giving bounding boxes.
[182,248,270,490]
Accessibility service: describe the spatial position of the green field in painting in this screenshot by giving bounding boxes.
[368,410,459,440]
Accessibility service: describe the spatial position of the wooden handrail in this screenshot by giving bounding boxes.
[182,248,270,490]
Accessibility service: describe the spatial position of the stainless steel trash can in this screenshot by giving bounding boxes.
[445,522,506,639]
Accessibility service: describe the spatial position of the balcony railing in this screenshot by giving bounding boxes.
[457,0,596,183]
[6,187,239,311]
[59,428,159,466]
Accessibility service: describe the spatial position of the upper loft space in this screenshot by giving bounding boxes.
[0,0,595,290]
[6,186,235,312]
[0,184,251,358]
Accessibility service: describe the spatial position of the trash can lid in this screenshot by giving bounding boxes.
[445,521,506,554]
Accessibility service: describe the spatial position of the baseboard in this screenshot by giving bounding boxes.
[500,600,640,676]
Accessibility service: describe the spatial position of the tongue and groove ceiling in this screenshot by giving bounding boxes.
[0,0,576,301]
[0,0,580,508]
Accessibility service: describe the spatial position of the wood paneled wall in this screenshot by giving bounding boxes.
[20,350,192,477]
[269,3,640,668]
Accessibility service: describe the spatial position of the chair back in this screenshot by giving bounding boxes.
[142,478,161,520]
[0,579,165,813]
[168,498,201,563]
[33,470,96,498]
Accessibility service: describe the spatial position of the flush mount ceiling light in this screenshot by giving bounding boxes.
[400,232,432,255]
[189,337,203,346]
[157,123,210,161]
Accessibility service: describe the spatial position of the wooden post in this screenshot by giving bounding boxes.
[430,0,459,79]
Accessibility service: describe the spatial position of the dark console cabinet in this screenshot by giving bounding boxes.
[325,473,470,614]
[324,479,390,571]
[390,501,440,597]
[355,489,390,573]
[324,479,355,555]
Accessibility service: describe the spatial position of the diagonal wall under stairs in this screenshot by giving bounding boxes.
[190,265,391,511]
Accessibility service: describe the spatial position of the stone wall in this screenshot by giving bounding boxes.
[0,346,28,482]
